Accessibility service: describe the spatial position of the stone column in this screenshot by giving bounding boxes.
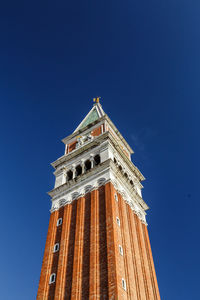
[90,155,94,169]
[62,168,67,185]
[72,165,76,179]
[81,160,85,174]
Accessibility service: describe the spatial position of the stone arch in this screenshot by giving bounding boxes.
[85,159,91,171]
[67,170,73,181]
[94,154,101,165]
[71,192,80,200]
[85,185,93,194]
[59,199,66,207]
[76,164,82,176]
[97,177,106,186]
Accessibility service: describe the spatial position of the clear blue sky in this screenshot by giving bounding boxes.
[0,1,199,299]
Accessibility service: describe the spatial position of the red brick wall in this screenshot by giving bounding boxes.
[37,210,59,300]
[67,141,76,154]
[37,182,160,300]
[91,126,102,137]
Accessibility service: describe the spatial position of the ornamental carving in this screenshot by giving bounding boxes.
[76,133,94,149]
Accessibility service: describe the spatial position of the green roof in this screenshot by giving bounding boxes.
[79,108,99,130]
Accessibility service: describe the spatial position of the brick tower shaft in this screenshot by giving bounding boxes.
[37,101,161,299]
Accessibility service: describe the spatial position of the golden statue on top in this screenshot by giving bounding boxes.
[93,97,101,103]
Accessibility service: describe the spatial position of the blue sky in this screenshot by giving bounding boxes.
[0,1,199,299]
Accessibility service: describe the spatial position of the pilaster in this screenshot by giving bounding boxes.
[89,189,100,299]
[118,194,138,299]
[142,224,161,300]
[127,206,147,299]
[105,182,118,299]
[37,210,59,300]
[71,197,85,299]
[54,204,72,300]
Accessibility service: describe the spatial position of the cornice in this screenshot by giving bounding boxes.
[104,114,133,154]
[107,133,145,182]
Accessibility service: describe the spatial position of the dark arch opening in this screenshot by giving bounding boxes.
[94,154,101,166]
[119,165,122,171]
[67,170,73,181]
[76,165,82,177]
[85,160,91,171]
[130,180,134,186]
[114,158,117,164]
[124,173,128,178]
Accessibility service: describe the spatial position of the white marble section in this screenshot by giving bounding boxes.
[50,167,147,225]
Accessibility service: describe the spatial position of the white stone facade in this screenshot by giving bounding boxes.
[48,103,148,225]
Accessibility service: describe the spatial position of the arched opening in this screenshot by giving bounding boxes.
[124,173,128,178]
[85,185,92,194]
[94,154,100,166]
[85,160,91,171]
[119,165,122,171]
[49,273,56,284]
[130,180,134,186]
[76,165,82,176]
[98,177,106,186]
[114,158,117,164]
[67,170,73,181]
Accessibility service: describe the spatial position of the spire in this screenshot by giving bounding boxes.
[74,97,105,132]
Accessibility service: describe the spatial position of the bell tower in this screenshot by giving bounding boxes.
[37,99,161,299]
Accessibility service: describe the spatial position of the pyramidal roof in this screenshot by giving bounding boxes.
[74,102,105,132]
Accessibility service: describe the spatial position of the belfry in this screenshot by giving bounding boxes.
[37,100,160,299]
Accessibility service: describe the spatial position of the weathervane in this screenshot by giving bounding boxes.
[93,97,101,103]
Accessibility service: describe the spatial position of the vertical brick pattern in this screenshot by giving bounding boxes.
[137,215,155,299]
[67,141,76,153]
[99,186,109,299]
[64,201,77,299]
[135,212,151,299]
[71,197,86,299]
[54,204,72,299]
[105,182,120,299]
[89,190,100,299]
[127,206,147,299]
[112,191,127,300]
[48,208,64,299]
[118,195,138,299]
[143,224,161,300]
[92,126,102,137]
[37,210,59,300]
[82,193,91,298]
[37,182,160,300]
